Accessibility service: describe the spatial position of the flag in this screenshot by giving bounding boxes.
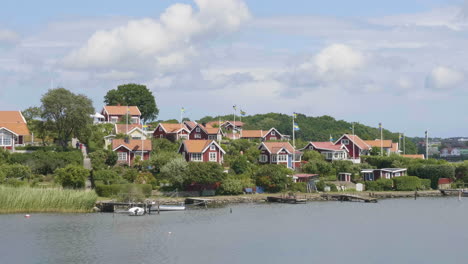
[233,105,237,110]
[399,133,403,139]
[240,110,246,116]
[293,112,298,118]
[181,107,185,113]
[293,122,300,131]
[127,106,130,115]
[330,135,334,142]
[425,130,428,137]
[378,122,382,131]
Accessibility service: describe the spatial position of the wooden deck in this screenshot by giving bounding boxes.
[439,189,465,196]
[321,194,378,203]
[184,197,213,206]
[266,196,307,204]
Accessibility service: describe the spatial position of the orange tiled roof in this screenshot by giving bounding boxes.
[183,121,197,130]
[342,134,371,150]
[112,139,152,151]
[103,106,141,116]
[241,130,264,138]
[402,154,425,159]
[0,111,29,135]
[262,142,295,154]
[205,127,222,134]
[160,123,187,133]
[182,140,213,153]
[390,142,399,153]
[310,142,345,151]
[364,139,393,148]
[115,124,142,134]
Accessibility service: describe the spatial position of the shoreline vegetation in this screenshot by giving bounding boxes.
[0,186,97,214]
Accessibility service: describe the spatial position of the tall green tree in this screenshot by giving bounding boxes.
[40,88,94,148]
[104,83,159,122]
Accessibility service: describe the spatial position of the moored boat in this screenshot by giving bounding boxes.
[128,207,145,216]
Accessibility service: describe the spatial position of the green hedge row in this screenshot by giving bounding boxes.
[366,176,433,191]
[95,184,152,197]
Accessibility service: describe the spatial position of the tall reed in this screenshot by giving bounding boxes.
[0,186,97,213]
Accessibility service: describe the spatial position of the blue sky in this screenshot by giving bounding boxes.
[0,0,467,137]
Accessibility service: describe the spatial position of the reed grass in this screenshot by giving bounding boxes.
[0,186,98,214]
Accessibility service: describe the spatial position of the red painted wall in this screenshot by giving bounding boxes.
[189,126,208,140]
[264,130,282,141]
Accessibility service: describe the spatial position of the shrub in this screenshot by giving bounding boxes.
[420,179,431,190]
[4,178,28,187]
[218,177,244,195]
[0,164,32,180]
[409,164,455,189]
[392,176,422,191]
[93,170,121,185]
[186,162,225,185]
[365,179,393,191]
[94,184,152,199]
[254,164,293,192]
[9,150,83,175]
[54,165,89,189]
[289,182,307,193]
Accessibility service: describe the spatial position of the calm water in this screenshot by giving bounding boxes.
[1,198,468,264]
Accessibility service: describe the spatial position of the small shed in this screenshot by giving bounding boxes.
[338,172,352,182]
[438,178,454,190]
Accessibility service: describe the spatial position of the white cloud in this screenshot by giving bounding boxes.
[0,29,20,46]
[426,66,464,90]
[62,0,250,70]
[95,70,138,80]
[313,44,366,76]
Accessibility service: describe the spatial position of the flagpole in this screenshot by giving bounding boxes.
[398,133,401,155]
[380,123,383,156]
[292,113,296,170]
[352,122,355,160]
[141,120,144,162]
[233,105,236,139]
[425,129,429,160]
[403,134,406,155]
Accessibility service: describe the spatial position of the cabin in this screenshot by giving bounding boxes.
[153,123,190,141]
[222,121,244,131]
[334,134,371,163]
[189,124,209,140]
[363,139,399,156]
[101,105,141,124]
[300,142,348,161]
[258,141,301,169]
[362,168,407,181]
[338,172,352,182]
[112,139,152,165]
[0,111,30,150]
[438,178,454,189]
[114,124,147,139]
[205,127,224,141]
[183,121,198,131]
[229,128,285,141]
[178,140,225,164]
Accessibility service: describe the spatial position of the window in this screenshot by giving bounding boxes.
[111,117,118,124]
[208,135,217,140]
[342,139,349,145]
[271,131,276,135]
[271,155,277,162]
[196,127,200,132]
[395,172,401,177]
[0,132,12,146]
[210,144,216,150]
[195,134,201,139]
[385,173,391,179]
[309,146,314,150]
[117,152,127,161]
[160,135,164,138]
[260,154,268,162]
[159,127,163,131]
[278,154,288,162]
[270,137,277,140]
[131,117,138,124]
[191,153,202,161]
[209,152,217,162]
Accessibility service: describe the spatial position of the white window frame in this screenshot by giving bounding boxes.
[0,132,12,146]
[195,134,201,139]
[210,144,216,150]
[395,172,401,177]
[191,153,202,161]
[196,127,200,132]
[278,154,288,162]
[110,116,118,124]
[209,152,217,162]
[117,152,127,161]
[159,127,163,131]
[270,137,277,140]
[271,155,277,162]
[309,146,314,150]
[131,117,138,124]
[271,131,276,136]
[342,139,349,145]
[260,154,268,162]
[208,135,217,140]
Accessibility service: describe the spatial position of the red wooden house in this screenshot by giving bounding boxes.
[0,111,30,150]
[183,121,198,131]
[228,128,285,141]
[112,139,152,165]
[300,142,348,161]
[334,134,371,162]
[258,141,301,169]
[189,124,209,140]
[101,105,141,124]
[178,140,225,164]
[361,168,407,181]
[153,123,190,141]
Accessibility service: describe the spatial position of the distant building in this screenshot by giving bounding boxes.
[0,111,30,150]
[361,168,407,181]
[153,123,190,141]
[101,105,141,124]
[440,148,461,157]
[112,139,152,165]
[334,134,371,163]
[258,141,301,169]
[300,141,348,161]
[363,139,399,156]
[438,178,454,190]
[178,140,225,164]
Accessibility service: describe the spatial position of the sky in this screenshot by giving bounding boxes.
[0,0,467,138]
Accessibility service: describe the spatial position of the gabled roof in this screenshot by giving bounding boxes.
[402,154,425,159]
[183,121,197,130]
[112,139,152,151]
[240,130,264,138]
[223,121,244,127]
[205,127,224,135]
[438,178,454,185]
[0,111,29,135]
[380,168,407,172]
[180,140,225,154]
[364,139,393,148]
[303,142,348,152]
[103,106,141,116]
[335,134,371,150]
[157,123,189,133]
[260,141,295,154]
[115,124,143,134]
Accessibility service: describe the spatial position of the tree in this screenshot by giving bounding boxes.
[186,162,225,184]
[41,88,94,148]
[54,165,89,189]
[160,157,188,187]
[93,170,121,185]
[104,83,159,122]
[254,164,293,192]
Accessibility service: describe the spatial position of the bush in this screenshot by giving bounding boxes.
[93,170,121,185]
[254,164,293,192]
[94,184,152,199]
[393,176,422,191]
[409,164,455,189]
[315,180,337,192]
[289,182,307,193]
[4,178,29,187]
[0,164,32,180]
[365,179,393,191]
[9,150,83,175]
[218,177,243,195]
[420,179,431,190]
[54,165,89,189]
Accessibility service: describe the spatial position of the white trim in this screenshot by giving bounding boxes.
[209,152,217,162]
[201,140,226,154]
[260,154,268,162]
[117,152,127,161]
[0,127,19,136]
[191,153,202,162]
[112,144,132,151]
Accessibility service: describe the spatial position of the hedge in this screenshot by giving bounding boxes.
[409,164,455,189]
[95,184,152,198]
[392,176,422,191]
[365,179,393,191]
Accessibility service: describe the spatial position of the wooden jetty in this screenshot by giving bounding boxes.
[266,196,307,204]
[321,194,378,203]
[97,202,153,213]
[184,197,212,206]
[439,189,466,196]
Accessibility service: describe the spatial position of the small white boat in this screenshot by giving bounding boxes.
[150,204,186,212]
[128,207,145,216]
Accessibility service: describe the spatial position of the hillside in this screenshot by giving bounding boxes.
[198,113,418,154]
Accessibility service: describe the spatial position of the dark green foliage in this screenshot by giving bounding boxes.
[0,164,32,180]
[147,151,181,174]
[230,155,250,174]
[254,164,293,192]
[84,123,114,151]
[289,182,307,193]
[152,138,179,153]
[186,162,225,184]
[3,178,29,187]
[54,165,89,189]
[302,150,325,162]
[9,150,83,175]
[94,184,152,198]
[93,170,121,185]
[302,160,334,176]
[159,157,188,188]
[365,179,393,191]
[104,83,159,122]
[392,176,423,191]
[409,164,455,189]
[89,149,117,171]
[420,179,431,190]
[315,180,337,192]
[218,176,244,195]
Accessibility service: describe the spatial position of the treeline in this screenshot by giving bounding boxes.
[198,113,418,154]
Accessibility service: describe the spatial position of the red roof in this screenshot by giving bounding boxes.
[438,178,453,185]
[294,174,319,178]
[311,142,345,151]
[103,106,141,116]
[339,134,371,150]
[261,142,295,154]
[0,111,30,135]
[115,124,142,134]
[112,139,152,151]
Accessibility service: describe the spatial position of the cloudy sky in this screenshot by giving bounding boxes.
[1,0,467,137]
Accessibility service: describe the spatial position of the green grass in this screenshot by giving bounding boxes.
[0,186,98,214]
